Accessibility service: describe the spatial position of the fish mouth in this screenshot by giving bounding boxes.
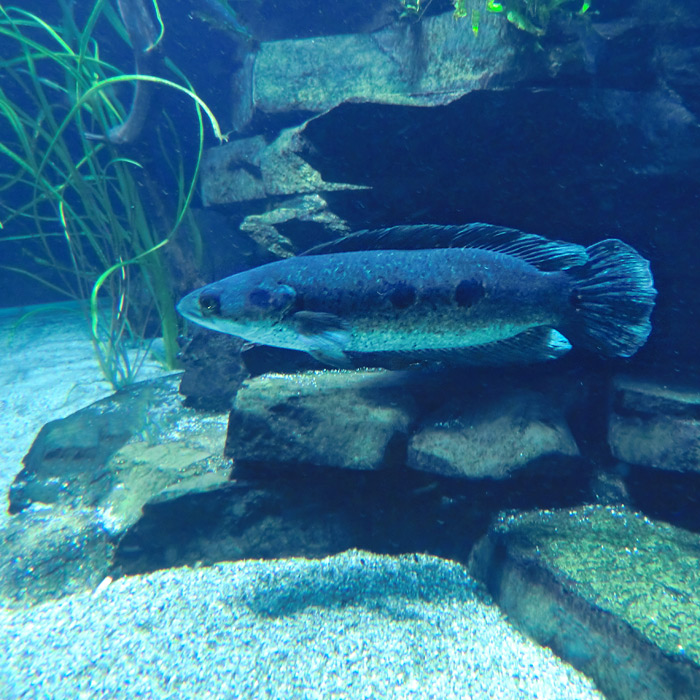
[176,290,203,324]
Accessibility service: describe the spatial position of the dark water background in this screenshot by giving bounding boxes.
[1,0,699,379]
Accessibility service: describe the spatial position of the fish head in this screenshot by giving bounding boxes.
[177,274,297,340]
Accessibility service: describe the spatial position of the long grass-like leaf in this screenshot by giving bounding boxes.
[0,265,77,297]
[1,0,220,387]
[39,73,224,177]
[1,6,74,54]
[151,0,165,49]
[89,238,168,338]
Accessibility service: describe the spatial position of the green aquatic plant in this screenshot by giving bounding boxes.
[484,0,591,35]
[453,0,482,36]
[0,0,223,388]
[451,0,591,35]
[398,0,436,22]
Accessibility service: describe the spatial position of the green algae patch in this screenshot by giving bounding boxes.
[515,506,700,662]
[470,505,700,700]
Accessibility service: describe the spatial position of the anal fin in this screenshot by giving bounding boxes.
[348,327,572,368]
[448,327,572,365]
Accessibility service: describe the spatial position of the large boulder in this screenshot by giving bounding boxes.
[11,375,231,527]
[233,10,528,128]
[470,505,700,700]
[2,375,231,604]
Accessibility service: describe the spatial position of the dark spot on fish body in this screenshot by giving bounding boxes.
[248,283,296,313]
[248,288,271,308]
[388,282,416,309]
[455,279,485,308]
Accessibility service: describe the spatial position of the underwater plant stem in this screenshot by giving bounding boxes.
[96,0,160,145]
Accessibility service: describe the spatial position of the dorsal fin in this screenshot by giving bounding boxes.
[303,223,588,272]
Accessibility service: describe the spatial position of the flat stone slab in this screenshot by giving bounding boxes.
[199,129,364,250]
[469,505,700,700]
[225,369,418,470]
[11,374,231,530]
[238,11,523,122]
[609,375,700,471]
[408,389,579,479]
[201,128,366,207]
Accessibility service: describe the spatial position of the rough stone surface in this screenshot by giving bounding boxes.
[241,11,525,121]
[200,128,365,249]
[2,375,231,604]
[115,454,597,582]
[201,127,366,208]
[469,505,700,700]
[239,194,354,257]
[177,332,248,411]
[0,505,113,606]
[609,375,700,472]
[408,389,580,479]
[11,375,231,526]
[225,369,418,470]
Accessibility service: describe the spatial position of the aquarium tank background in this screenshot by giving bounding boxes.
[1,0,700,698]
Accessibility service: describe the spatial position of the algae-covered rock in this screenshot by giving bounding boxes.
[178,333,248,412]
[470,505,700,700]
[237,11,525,124]
[225,369,418,470]
[11,375,231,532]
[609,375,700,471]
[408,389,579,480]
[199,127,365,247]
[201,129,367,208]
[2,375,232,604]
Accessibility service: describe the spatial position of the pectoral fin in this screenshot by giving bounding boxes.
[292,311,352,367]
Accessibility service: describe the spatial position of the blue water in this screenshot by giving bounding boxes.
[2,1,700,698]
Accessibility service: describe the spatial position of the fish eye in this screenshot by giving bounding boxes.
[199,292,221,316]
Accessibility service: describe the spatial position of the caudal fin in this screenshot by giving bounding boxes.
[567,239,657,358]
